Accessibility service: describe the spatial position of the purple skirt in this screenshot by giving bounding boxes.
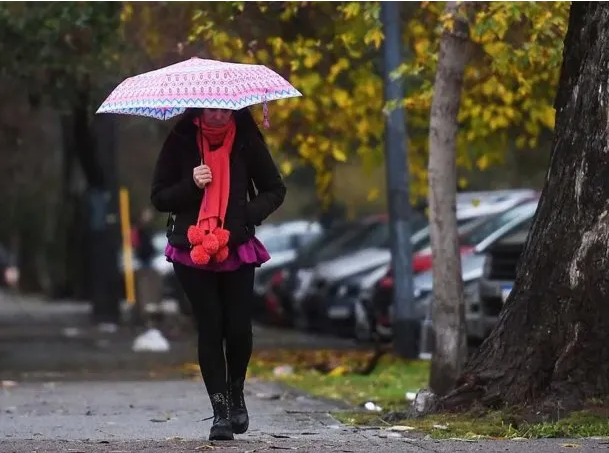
[164,236,270,272]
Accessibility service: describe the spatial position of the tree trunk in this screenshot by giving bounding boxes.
[428,1,472,396]
[441,2,609,412]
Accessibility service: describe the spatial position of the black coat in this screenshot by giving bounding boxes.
[150,116,286,250]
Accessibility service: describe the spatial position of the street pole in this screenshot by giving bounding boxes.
[381,1,418,359]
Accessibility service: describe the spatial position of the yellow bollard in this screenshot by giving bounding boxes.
[119,187,136,305]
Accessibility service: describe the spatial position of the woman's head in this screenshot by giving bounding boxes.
[182,107,263,140]
[201,108,233,127]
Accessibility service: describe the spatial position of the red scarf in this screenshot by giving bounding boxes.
[187,115,236,264]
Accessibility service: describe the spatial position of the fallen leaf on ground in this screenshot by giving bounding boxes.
[561,444,580,449]
[150,416,171,422]
[432,424,448,430]
[386,425,415,432]
[255,392,281,400]
[328,366,349,377]
[273,365,294,377]
[270,434,293,439]
[195,445,216,450]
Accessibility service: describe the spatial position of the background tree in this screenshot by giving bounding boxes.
[427,1,474,396]
[0,2,124,299]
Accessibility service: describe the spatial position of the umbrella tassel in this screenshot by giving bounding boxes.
[263,90,270,129]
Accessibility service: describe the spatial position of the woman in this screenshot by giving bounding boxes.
[150,107,286,441]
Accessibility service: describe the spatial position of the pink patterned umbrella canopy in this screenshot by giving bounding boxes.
[96,57,302,120]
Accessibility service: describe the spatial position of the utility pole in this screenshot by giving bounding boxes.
[381,1,418,359]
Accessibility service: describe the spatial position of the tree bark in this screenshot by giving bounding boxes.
[441,2,609,412]
[428,1,473,396]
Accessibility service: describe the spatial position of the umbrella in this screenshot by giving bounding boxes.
[96,57,302,122]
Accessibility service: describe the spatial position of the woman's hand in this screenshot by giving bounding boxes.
[193,164,212,189]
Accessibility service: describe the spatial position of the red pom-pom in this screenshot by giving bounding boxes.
[187,225,205,246]
[214,228,230,247]
[190,245,211,265]
[215,245,229,263]
[201,233,219,254]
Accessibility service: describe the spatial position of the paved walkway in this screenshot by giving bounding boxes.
[2,380,608,452]
[1,292,608,452]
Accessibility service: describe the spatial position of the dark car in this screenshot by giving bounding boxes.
[371,200,539,344]
[324,264,389,338]
[418,214,535,358]
[267,218,384,327]
[478,221,532,337]
[296,211,430,332]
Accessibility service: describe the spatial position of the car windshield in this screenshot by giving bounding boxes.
[409,217,478,252]
[461,201,538,247]
[495,218,534,246]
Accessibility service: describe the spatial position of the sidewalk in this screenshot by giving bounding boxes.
[1,292,607,452]
[0,291,359,381]
[2,379,606,453]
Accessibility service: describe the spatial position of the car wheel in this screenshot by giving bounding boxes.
[353,300,372,342]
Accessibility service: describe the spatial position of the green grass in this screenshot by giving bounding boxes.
[247,350,429,411]
[335,409,609,440]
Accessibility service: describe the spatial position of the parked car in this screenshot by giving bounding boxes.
[294,212,429,331]
[325,264,389,338]
[370,199,539,345]
[252,220,322,320]
[417,206,537,357]
[408,189,538,274]
[478,219,532,337]
[265,219,368,325]
[308,190,538,336]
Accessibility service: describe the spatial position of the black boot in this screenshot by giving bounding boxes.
[229,378,249,434]
[209,393,234,441]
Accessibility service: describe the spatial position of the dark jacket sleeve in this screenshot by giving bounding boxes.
[246,135,287,226]
[150,131,203,213]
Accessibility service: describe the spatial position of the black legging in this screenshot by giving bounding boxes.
[173,263,254,396]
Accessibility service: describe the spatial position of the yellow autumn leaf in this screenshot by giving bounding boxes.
[332,148,347,162]
[332,89,351,108]
[476,155,490,171]
[342,2,360,19]
[280,161,294,176]
[364,28,384,49]
[367,188,381,202]
[328,366,349,377]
